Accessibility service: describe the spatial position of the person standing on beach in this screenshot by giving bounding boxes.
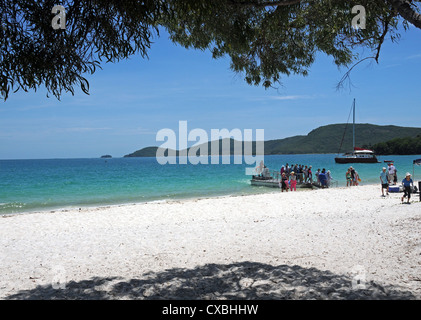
[388,163,397,185]
[319,169,327,188]
[326,170,333,187]
[315,169,321,186]
[349,167,356,186]
[354,170,360,186]
[346,168,352,187]
[297,165,303,183]
[303,165,308,183]
[380,167,389,196]
[401,173,414,203]
[289,171,297,191]
[308,166,313,183]
[280,172,289,192]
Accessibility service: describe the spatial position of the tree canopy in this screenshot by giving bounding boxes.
[372,135,421,154]
[1,0,420,100]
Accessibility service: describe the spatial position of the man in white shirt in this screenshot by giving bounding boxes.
[387,163,397,185]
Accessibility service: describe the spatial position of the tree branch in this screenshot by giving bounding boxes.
[336,57,376,91]
[386,0,421,29]
[374,13,393,62]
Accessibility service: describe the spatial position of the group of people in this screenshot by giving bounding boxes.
[345,166,361,186]
[380,163,414,203]
[380,162,399,196]
[279,163,333,192]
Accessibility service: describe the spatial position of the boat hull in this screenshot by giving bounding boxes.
[250,179,315,189]
[334,157,379,164]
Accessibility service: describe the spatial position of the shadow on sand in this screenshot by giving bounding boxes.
[5,261,417,300]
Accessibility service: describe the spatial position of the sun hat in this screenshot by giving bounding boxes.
[291,171,295,174]
[382,167,386,170]
[406,172,411,176]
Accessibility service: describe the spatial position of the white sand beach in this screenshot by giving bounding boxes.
[1,184,420,300]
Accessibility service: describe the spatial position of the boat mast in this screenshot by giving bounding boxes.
[352,98,355,151]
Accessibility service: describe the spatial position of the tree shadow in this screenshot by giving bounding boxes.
[4,262,417,300]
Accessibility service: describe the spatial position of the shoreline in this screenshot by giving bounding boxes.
[1,184,420,299]
[2,181,381,217]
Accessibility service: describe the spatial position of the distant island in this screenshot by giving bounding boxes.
[124,123,421,157]
[101,155,112,158]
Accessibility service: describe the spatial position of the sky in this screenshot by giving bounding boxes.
[1,23,421,159]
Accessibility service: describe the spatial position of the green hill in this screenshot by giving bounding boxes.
[265,123,421,154]
[124,123,421,157]
[124,139,254,157]
[125,146,167,157]
[372,135,421,155]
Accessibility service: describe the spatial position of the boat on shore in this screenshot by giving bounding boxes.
[250,166,322,189]
[335,99,379,164]
[250,175,316,189]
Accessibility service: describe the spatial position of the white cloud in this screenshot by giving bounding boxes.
[271,95,311,101]
[64,127,112,133]
[405,54,421,60]
[111,126,156,136]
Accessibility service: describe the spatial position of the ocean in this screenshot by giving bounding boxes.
[1,154,420,214]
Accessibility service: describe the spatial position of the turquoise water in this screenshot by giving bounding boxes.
[1,154,420,214]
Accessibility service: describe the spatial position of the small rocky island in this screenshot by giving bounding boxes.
[100,155,112,158]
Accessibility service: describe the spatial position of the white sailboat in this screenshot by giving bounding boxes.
[334,99,379,164]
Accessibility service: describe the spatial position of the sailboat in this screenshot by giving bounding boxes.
[334,99,379,164]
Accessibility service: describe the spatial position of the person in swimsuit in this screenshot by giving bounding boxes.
[346,169,352,187]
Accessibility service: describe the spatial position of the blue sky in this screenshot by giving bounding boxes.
[1,24,421,159]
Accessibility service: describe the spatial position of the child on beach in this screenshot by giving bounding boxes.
[289,171,297,191]
[401,173,414,203]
